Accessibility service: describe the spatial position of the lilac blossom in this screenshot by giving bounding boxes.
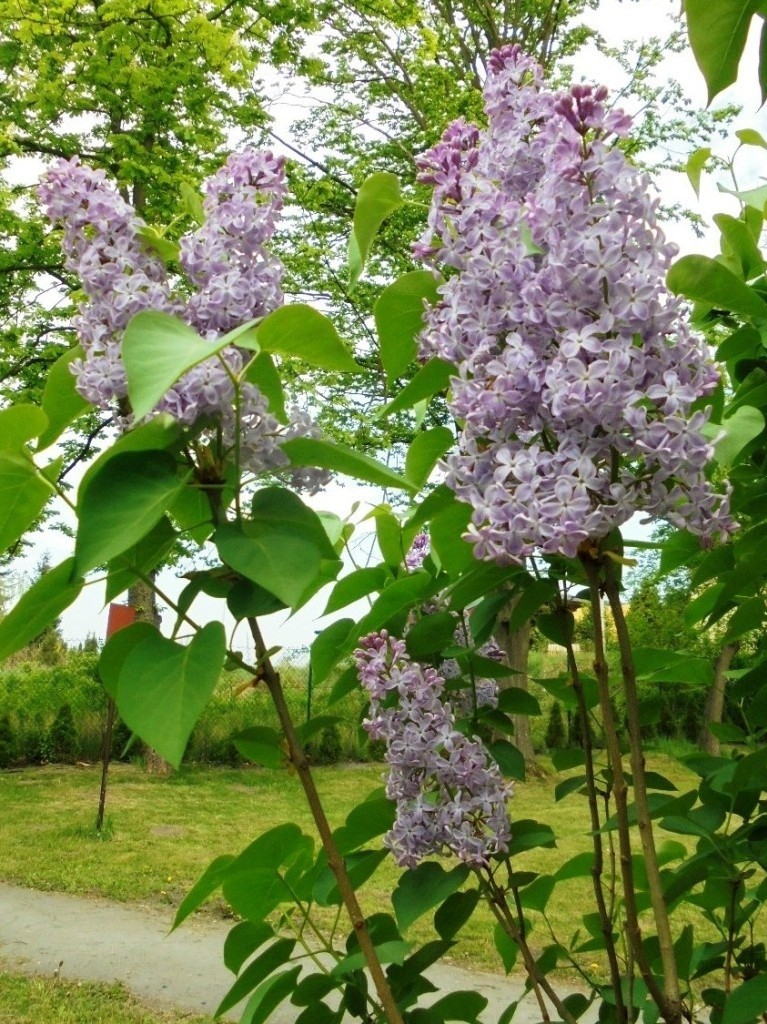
[37,157,178,407]
[356,631,511,868]
[414,46,735,562]
[180,150,286,337]
[39,151,328,488]
[405,531,431,570]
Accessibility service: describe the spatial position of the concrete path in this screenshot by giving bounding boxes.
[0,882,554,1022]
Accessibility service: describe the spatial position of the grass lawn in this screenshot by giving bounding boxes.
[0,971,212,1023]
[0,755,709,980]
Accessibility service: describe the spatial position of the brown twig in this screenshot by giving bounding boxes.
[246,616,405,1024]
[563,628,627,1023]
[580,554,674,1020]
[602,559,683,1022]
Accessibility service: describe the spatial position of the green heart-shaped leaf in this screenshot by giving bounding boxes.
[102,621,226,769]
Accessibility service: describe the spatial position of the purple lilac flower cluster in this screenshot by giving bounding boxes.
[404,531,431,570]
[414,45,734,562]
[180,150,286,338]
[37,158,180,408]
[356,631,511,868]
[38,152,327,489]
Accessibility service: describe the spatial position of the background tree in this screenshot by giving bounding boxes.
[0,0,314,409]
[270,2,734,452]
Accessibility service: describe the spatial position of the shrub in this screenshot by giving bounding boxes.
[47,704,78,763]
[0,714,16,768]
[110,717,134,761]
[544,701,566,750]
[310,723,344,765]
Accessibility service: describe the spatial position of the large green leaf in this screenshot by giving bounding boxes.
[355,572,434,637]
[80,415,182,493]
[667,255,767,318]
[101,621,226,769]
[427,992,488,1023]
[223,825,313,923]
[238,967,302,1024]
[348,172,402,287]
[123,312,230,419]
[333,796,396,856]
[372,506,405,568]
[172,854,236,930]
[38,346,91,449]
[216,488,340,608]
[169,483,215,544]
[490,739,526,781]
[243,352,287,423]
[105,516,178,602]
[227,578,287,619]
[216,940,296,1018]
[722,974,767,1024]
[704,407,765,466]
[233,726,286,769]
[405,426,454,489]
[324,565,389,614]
[719,181,767,212]
[281,437,415,492]
[216,522,321,608]
[0,453,52,552]
[723,596,765,642]
[375,270,442,382]
[0,405,48,452]
[250,487,338,559]
[311,618,355,683]
[633,648,714,686]
[405,611,457,659]
[393,863,469,932]
[379,358,455,418]
[75,451,188,575]
[430,501,474,575]
[0,558,83,663]
[685,147,711,198]
[434,890,480,941]
[685,0,763,102]
[250,305,359,372]
[224,922,275,976]
[714,213,765,281]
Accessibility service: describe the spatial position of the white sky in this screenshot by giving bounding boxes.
[9,0,767,657]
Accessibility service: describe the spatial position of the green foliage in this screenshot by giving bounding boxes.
[47,703,78,763]
[0,713,15,768]
[684,0,767,102]
[307,722,344,765]
[544,701,566,751]
[0,6,765,1020]
[100,622,226,770]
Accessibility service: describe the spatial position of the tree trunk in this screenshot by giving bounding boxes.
[494,605,536,769]
[128,578,171,776]
[698,642,739,756]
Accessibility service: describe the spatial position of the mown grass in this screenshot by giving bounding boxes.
[0,755,708,980]
[0,971,212,1023]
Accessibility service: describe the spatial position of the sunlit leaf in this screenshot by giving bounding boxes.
[0,558,83,662]
[348,172,402,287]
[101,621,226,769]
[375,270,442,382]
[684,0,763,103]
[75,451,188,575]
